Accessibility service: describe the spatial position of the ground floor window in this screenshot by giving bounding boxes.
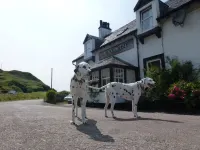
[101,68,110,86]
[114,68,124,83]
[146,58,162,70]
[91,71,99,87]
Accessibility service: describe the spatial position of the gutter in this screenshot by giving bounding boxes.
[133,31,140,80]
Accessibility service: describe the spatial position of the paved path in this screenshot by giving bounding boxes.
[0,100,200,150]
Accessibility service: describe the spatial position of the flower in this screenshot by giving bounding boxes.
[180,96,185,100]
[168,94,176,99]
[174,86,180,92]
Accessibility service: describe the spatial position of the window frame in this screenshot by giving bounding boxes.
[146,58,162,70]
[114,68,124,83]
[140,6,153,32]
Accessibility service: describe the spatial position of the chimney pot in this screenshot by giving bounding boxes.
[100,20,102,26]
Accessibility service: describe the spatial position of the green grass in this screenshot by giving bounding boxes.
[0,69,50,93]
[0,92,46,102]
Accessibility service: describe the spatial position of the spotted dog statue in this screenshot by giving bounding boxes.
[88,77,155,118]
[70,62,92,125]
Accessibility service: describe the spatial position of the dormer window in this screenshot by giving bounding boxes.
[141,6,153,32]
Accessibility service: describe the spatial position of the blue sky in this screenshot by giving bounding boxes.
[0,0,167,91]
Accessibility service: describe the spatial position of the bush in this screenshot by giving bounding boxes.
[167,81,200,111]
[46,89,57,104]
[145,57,200,101]
[55,90,70,103]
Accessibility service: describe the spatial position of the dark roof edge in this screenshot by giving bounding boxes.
[91,30,136,53]
[72,55,84,63]
[113,56,138,69]
[157,0,194,21]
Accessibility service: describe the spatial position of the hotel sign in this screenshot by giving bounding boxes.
[99,39,134,60]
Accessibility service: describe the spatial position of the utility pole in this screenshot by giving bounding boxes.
[51,68,53,89]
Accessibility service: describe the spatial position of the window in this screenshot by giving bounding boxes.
[114,68,124,83]
[141,6,153,31]
[101,68,110,86]
[91,71,99,87]
[147,59,162,70]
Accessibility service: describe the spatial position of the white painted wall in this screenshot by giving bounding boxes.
[84,39,95,59]
[139,35,163,78]
[99,28,111,39]
[116,38,138,67]
[163,8,200,68]
[126,69,136,83]
[95,36,138,67]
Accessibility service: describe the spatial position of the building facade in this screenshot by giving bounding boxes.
[72,0,200,104]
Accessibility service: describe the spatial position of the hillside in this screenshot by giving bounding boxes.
[0,69,50,93]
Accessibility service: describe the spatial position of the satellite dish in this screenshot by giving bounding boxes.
[172,9,187,27]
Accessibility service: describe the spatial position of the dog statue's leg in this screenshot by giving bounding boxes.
[81,99,87,124]
[104,92,110,118]
[71,97,76,124]
[133,98,139,118]
[132,100,135,115]
[75,98,78,117]
[110,96,116,118]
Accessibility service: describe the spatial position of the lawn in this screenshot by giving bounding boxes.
[0,92,46,102]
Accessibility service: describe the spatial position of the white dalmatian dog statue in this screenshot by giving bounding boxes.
[70,61,92,125]
[88,77,155,119]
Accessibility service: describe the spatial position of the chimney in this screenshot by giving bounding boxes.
[98,20,112,39]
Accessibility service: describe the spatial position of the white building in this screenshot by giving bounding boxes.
[72,0,200,104]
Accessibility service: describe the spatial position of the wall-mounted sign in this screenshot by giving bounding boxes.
[99,39,134,60]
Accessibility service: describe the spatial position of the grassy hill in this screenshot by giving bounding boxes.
[0,69,50,93]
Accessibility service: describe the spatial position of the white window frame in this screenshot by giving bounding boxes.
[147,58,162,70]
[101,68,110,86]
[140,6,153,32]
[91,71,99,87]
[91,71,99,81]
[114,68,124,83]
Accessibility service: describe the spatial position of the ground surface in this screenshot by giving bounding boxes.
[0,100,200,150]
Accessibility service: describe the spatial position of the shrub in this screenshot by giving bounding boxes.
[46,89,57,104]
[55,90,70,103]
[167,81,200,111]
[145,56,200,103]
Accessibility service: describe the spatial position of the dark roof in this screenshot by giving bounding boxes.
[91,56,137,70]
[92,20,136,52]
[157,0,194,20]
[83,34,103,44]
[166,0,192,9]
[72,53,84,62]
[134,0,153,12]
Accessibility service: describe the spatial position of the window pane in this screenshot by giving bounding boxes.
[147,60,161,69]
[142,8,152,19]
[142,17,153,31]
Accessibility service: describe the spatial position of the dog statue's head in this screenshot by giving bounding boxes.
[74,62,91,78]
[141,77,156,90]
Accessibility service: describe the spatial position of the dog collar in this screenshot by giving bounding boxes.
[72,75,85,83]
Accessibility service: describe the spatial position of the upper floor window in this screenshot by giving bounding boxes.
[141,6,153,31]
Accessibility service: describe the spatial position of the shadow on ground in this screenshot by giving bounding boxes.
[113,116,183,123]
[75,118,115,142]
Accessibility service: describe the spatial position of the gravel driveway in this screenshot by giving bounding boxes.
[0,100,200,150]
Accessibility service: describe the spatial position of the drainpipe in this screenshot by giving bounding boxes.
[133,31,140,80]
